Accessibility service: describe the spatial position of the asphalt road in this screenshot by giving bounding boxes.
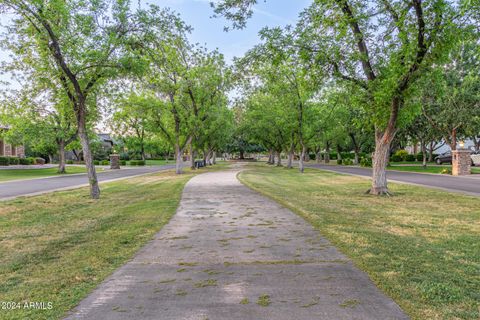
[0,165,176,200]
[306,163,480,196]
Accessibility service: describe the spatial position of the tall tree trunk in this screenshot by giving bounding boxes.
[175,143,183,174]
[337,145,342,162]
[140,141,145,161]
[370,129,394,195]
[421,140,427,168]
[324,142,330,164]
[212,151,216,164]
[239,149,245,160]
[316,149,322,163]
[349,133,360,165]
[57,139,66,174]
[267,150,274,165]
[428,141,434,162]
[287,142,294,169]
[276,151,282,167]
[354,149,360,165]
[190,144,195,170]
[299,144,306,173]
[78,119,100,199]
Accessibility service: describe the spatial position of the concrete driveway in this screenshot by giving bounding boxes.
[306,163,480,196]
[0,165,176,200]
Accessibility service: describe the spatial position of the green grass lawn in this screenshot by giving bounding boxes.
[388,165,480,174]
[0,166,90,182]
[239,164,479,320]
[144,159,171,166]
[0,163,229,320]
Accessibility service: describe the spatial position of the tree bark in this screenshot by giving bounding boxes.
[299,144,306,173]
[212,151,216,164]
[78,119,100,199]
[267,150,274,165]
[57,139,66,174]
[190,144,195,170]
[370,129,393,195]
[316,150,322,163]
[428,141,434,162]
[324,142,330,164]
[276,151,282,167]
[421,140,427,168]
[175,143,183,174]
[287,142,294,169]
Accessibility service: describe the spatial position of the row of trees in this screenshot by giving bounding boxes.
[215,0,480,195]
[0,1,233,199]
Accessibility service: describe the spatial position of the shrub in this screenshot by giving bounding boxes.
[441,168,452,175]
[405,154,416,162]
[360,157,372,167]
[394,150,409,161]
[129,160,138,166]
[8,157,20,165]
[66,160,74,164]
[343,158,353,165]
[416,153,424,161]
[35,157,46,165]
[120,160,126,166]
[337,159,342,165]
[93,160,100,165]
[19,158,33,165]
[101,160,109,165]
[390,154,402,162]
[137,160,146,166]
[0,156,9,166]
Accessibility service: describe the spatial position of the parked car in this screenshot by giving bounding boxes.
[435,150,477,165]
[435,152,452,164]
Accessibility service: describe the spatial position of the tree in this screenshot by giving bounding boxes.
[0,86,78,173]
[214,0,458,195]
[0,0,140,198]
[111,93,150,160]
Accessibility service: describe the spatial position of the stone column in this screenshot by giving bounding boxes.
[110,154,120,170]
[452,149,471,176]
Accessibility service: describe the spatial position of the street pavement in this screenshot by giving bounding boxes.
[306,163,480,196]
[0,165,176,200]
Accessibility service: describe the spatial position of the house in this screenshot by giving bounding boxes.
[0,126,25,158]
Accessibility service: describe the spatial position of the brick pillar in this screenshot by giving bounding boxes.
[452,149,471,176]
[110,154,120,170]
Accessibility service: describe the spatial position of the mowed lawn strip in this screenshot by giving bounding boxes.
[0,166,90,182]
[238,164,479,320]
[0,164,228,320]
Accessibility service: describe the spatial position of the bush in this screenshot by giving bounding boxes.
[93,160,100,165]
[394,150,409,161]
[35,157,46,165]
[101,160,109,165]
[337,159,342,165]
[120,160,126,166]
[129,160,138,166]
[0,156,9,166]
[8,157,20,165]
[19,158,34,165]
[343,158,353,165]
[405,154,416,162]
[441,168,452,175]
[416,153,424,161]
[137,160,146,166]
[360,157,372,167]
[66,160,74,164]
[390,154,402,162]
